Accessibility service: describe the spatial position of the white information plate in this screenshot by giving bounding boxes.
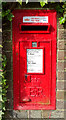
[27,49,43,73]
[23,16,48,23]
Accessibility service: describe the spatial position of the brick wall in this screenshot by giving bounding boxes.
[2,2,66,119]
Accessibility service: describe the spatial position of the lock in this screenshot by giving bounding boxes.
[25,74,27,80]
[25,75,31,82]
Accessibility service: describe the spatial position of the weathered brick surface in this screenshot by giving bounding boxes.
[64,81,66,90]
[64,62,66,71]
[0,32,2,37]
[58,62,64,71]
[59,72,66,80]
[29,110,41,118]
[6,90,13,101]
[57,81,64,90]
[13,119,19,120]
[56,101,64,109]
[2,31,11,42]
[64,92,66,100]
[3,41,12,51]
[2,20,11,30]
[64,110,66,119]
[58,41,66,50]
[6,71,13,81]
[57,91,64,100]
[58,30,66,40]
[50,111,64,118]
[13,118,28,120]
[42,110,51,118]
[58,51,64,60]
[5,99,13,110]
[4,110,13,118]
[58,72,65,80]
[64,52,66,61]
[13,110,28,118]
[0,38,2,43]
[58,61,66,71]
[5,119,13,120]
[17,111,28,118]
[20,119,29,120]
[64,101,66,109]
[0,20,2,27]
[42,110,64,118]
[4,119,13,120]
[13,110,17,118]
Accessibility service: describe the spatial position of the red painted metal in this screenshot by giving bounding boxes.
[12,10,57,110]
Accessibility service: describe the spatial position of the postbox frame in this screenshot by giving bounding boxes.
[12,9,57,110]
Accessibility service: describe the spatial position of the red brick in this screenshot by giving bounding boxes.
[58,41,66,50]
[50,111,64,118]
[17,110,28,118]
[64,41,66,50]
[64,62,66,70]
[43,110,64,118]
[64,82,66,90]
[29,110,41,118]
[42,110,52,118]
[57,91,64,99]
[58,72,65,80]
[56,101,64,109]
[64,72,66,80]
[64,101,66,109]
[58,30,66,40]
[64,91,66,100]
[57,81,64,90]
[58,61,66,71]
[58,51,64,60]
[58,62,64,71]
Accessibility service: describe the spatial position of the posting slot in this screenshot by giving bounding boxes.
[19,23,50,33]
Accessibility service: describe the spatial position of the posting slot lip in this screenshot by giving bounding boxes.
[19,23,50,33]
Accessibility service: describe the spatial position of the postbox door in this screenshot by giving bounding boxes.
[19,40,51,105]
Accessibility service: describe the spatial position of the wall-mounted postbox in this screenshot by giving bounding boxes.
[12,10,57,110]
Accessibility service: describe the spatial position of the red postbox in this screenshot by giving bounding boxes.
[12,10,57,110]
